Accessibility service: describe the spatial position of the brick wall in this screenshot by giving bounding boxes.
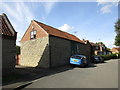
[16,54,21,65]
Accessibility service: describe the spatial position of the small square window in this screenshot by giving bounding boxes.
[30,30,37,39]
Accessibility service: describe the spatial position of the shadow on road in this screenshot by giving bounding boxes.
[3,62,99,87]
[88,63,97,68]
[2,64,74,86]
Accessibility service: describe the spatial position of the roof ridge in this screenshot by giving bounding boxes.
[34,20,73,34]
[34,20,85,44]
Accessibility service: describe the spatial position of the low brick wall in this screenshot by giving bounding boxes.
[16,54,21,65]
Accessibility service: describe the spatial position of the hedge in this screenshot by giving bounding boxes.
[99,53,120,60]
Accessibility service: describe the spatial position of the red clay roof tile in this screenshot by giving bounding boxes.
[0,14,17,37]
[34,20,85,44]
[112,47,120,52]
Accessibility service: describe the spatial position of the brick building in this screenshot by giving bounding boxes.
[111,47,120,54]
[90,42,111,55]
[0,13,17,75]
[20,20,92,68]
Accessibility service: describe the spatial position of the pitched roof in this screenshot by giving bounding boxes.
[0,13,17,37]
[90,42,99,46]
[34,20,85,44]
[112,47,120,51]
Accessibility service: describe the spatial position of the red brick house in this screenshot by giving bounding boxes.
[0,13,17,75]
[111,47,120,54]
[90,42,111,55]
[20,20,92,68]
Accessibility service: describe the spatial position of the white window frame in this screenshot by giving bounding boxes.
[30,30,37,39]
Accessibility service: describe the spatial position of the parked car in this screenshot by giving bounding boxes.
[93,56,104,63]
[70,55,89,67]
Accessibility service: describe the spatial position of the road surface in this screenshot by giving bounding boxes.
[24,59,119,88]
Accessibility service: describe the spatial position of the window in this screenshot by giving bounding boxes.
[30,30,36,39]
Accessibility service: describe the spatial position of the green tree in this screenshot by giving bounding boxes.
[115,19,120,34]
[115,34,120,46]
[114,19,120,46]
[16,45,20,54]
[96,42,105,46]
[107,48,111,51]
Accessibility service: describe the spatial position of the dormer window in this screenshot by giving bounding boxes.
[30,30,36,39]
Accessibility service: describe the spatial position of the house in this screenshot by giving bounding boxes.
[0,13,17,75]
[90,42,111,55]
[90,42,102,55]
[111,47,120,54]
[20,20,92,68]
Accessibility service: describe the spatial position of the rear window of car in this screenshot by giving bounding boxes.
[71,55,81,59]
[75,56,81,59]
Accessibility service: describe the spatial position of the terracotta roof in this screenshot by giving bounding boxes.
[0,14,17,37]
[112,47,120,52]
[34,20,85,44]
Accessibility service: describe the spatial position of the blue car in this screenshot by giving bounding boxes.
[70,55,88,67]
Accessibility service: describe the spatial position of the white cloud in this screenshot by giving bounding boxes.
[105,41,115,49]
[100,4,113,14]
[97,0,109,5]
[42,1,57,15]
[3,2,34,23]
[2,2,35,45]
[58,24,74,32]
[96,0,118,14]
[96,0,119,4]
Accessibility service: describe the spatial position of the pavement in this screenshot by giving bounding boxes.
[2,59,119,89]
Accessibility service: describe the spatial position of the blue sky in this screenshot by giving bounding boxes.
[0,0,118,48]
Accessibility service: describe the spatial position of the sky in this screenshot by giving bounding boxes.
[0,0,119,48]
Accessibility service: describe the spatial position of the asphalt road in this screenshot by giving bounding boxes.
[24,59,119,88]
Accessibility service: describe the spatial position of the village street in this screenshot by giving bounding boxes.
[21,59,119,88]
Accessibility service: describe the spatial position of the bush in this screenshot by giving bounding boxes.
[16,46,20,54]
[100,54,118,60]
[117,53,120,58]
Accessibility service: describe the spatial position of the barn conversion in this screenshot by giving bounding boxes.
[20,20,93,68]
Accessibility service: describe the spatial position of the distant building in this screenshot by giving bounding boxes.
[20,20,92,68]
[0,13,17,75]
[90,42,111,55]
[111,47,120,54]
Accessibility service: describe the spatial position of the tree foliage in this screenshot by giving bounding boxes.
[16,45,20,54]
[115,19,120,34]
[96,42,105,46]
[114,19,120,46]
[115,34,120,46]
